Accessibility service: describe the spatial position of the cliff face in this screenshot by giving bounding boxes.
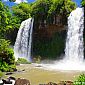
[34,15,67,39]
[33,15,67,59]
[34,24,67,40]
[41,24,66,37]
[33,16,67,59]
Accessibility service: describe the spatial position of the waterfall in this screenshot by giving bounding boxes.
[65,8,84,62]
[14,18,34,62]
[41,8,85,71]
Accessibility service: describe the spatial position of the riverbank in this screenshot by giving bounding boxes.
[5,64,85,85]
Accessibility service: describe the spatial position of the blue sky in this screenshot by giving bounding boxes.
[74,0,82,7]
[2,0,82,7]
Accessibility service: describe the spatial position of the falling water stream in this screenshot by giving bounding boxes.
[14,18,34,62]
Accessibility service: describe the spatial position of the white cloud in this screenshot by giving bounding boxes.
[2,0,28,4]
[14,0,28,4]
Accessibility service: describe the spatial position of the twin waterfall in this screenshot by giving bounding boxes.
[14,8,84,70]
[14,18,34,61]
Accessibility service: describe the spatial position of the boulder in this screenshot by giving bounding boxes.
[66,81,73,85]
[47,82,57,85]
[15,78,30,85]
[2,79,12,84]
[0,79,3,85]
[5,72,13,75]
[57,81,66,85]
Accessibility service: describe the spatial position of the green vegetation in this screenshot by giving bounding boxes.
[12,0,76,24]
[0,39,16,72]
[12,2,32,22]
[74,74,85,85]
[0,1,11,38]
[33,31,66,59]
[0,71,3,79]
[16,58,31,64]
[81,0,85,7]
[31,0,76,24]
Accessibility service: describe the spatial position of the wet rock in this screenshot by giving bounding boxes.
[5,72,13,75]
[66,81,73,85]
[14,68,17,72]
[47,82,57,85]
[15,78,30,85]
[36,65,42,67]
[22,69,25,71]
[2,77,16,85]
[58,81,66,85]
[0,79,3,85]
[2,79,12,84]
[8,77,16,81]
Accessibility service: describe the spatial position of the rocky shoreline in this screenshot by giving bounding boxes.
[1,64,84,85]
[0,76,73,85]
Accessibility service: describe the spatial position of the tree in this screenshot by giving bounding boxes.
[48,0,76,16]
[0,39,16,72]
[9,0,16,2]
[81,0,85,7]
[31,0,76,24]
[12,2,32,22]
[32,0,51,17]
[0,1,16,71]
[0,1,12,38]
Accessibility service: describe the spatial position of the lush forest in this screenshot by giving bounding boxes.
[0,0,84,72]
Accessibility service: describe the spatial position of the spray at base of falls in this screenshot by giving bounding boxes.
[14,18,34,62]
[40,8,85,71]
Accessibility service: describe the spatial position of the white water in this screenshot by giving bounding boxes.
[65,8,84,62]
[40,8,85,71]
[14,18,34,61]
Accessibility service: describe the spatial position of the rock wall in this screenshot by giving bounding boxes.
[33,22,67,59]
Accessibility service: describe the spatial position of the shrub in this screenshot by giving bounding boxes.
[16,58,31,64]
[74,74,85,85]
[0,71,3,79]
[0,39,16,72]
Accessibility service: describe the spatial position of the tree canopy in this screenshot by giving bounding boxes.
[0,1,11,38]
[12,2,32,22]
[12,0,76,23]
[81,0,85,6]
[0,1,16,72]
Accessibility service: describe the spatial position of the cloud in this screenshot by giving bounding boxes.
[14,0,28,4]
[2,0,28,4]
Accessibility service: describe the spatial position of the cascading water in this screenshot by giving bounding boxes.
[65,8,84,62]
[14,18,34,62]
[41,8,85,71]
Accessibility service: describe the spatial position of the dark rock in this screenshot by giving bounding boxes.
[2,79,12,84]
[58,81,66,85]
[47,82,57,85]
[0,80,3,85]
[14,68,17,72]
[22,69,25,71]
[5,72,13,75]
[36,65,42,67]
[8,76,16,80]
[15,78,30,85]
[66,81,73,85]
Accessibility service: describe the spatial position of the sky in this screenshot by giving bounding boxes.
[74,0,82,7]
[2,0,82,7]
